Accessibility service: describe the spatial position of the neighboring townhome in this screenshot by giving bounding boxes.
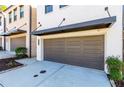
[0,14,4,49]
[32,5,123,72]
[0,5,37,57]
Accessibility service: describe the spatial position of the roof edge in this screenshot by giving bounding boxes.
[3,5,13,12]
[32,16,116,36]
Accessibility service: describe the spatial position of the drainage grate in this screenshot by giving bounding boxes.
[40,70,46,74]
[33,74,38,77]
[33,70,46,77]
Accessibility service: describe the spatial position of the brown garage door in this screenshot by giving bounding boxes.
[11,36,26,51]
[44,35,104,70]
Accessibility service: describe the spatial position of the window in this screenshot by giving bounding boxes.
[20,5,24,18]
[9,12,12,23]
[14,8,17,21]
[0,17,2,26]
[45,5,53,14]
[59,5,67,8]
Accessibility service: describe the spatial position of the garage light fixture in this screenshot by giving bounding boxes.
[105,7,111,17]
[32,22,42,32]
[58,18,66,27]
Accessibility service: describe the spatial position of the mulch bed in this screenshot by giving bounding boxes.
[115,81,124,87]
[107,74,124,87]
[0,58,23,72]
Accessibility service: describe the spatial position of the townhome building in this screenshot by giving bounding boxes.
[32,5,123,72]
[0,5,37,57]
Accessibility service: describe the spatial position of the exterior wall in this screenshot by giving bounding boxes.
[31,8,37,31]
[31,36,37,57]
[104,6,123,72]
[37,5,109,30]
[31,8,37,56]
[0,14,4,32]
[0,14,4,48]
[5,5,30,31]
[5,5,30,52]
[4,5,37,57]
[40,29,107,39]
[104,6,123,59]
[36,5,123,71]
[6,37,10,51]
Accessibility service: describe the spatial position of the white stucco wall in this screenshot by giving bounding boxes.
[6,37,10,51]
[37,5,109,30]
[105,6,123,59]
[0,15,4,32]
[36,5,123,71]
[0,14,4,49]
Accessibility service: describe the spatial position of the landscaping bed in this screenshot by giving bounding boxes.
[106,56,124,87]
[115,80,124,87]
[107,74,124,87]
[0,58,23,72]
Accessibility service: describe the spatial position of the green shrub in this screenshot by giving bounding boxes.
[6,60,17,67]
[15,47,28,59]
[109,69,122,80]
[106,56,123,81]
[0,46,3,50]
[122,62,124,80]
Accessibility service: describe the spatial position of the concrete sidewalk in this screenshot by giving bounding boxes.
[0,51,15,59]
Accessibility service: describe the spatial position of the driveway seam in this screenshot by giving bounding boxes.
[35,65,66,87]
[0,82,4,87]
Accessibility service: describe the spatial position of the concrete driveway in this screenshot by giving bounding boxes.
[0,58,111,87]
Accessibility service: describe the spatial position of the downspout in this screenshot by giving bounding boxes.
[29,5,32,58]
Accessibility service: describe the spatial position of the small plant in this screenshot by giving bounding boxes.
[106,56,122,71]
[15,47,28,59]
[106,56,123,86]
[6,60,17,67]
[0,46,3,51]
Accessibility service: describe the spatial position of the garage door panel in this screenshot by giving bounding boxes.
[11,36,26,51]
[44,35,104,70]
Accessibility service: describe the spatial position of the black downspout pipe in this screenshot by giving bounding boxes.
[3,16,6,50]
[29,6,32,58]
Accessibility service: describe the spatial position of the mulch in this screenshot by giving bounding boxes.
[0,58,23,72]
[107,74,124,87]
[112,81,124,87]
